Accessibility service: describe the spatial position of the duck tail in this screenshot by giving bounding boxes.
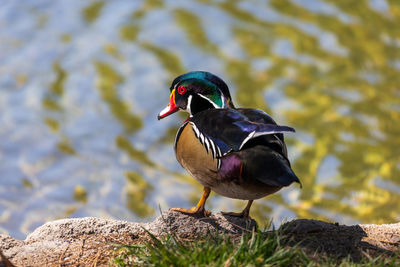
[277,170,301,188]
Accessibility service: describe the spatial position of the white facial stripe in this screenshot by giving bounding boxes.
[197,93,220,109]
[186,94,193,115]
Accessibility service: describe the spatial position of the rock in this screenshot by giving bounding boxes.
[280,219,400,261]
[0,235,23,251]
[147,211,257,238]
[0,211,256,266]
[0,211,399,266]
[25,217,144,243]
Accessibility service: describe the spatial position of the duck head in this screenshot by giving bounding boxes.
[158,71,235,120]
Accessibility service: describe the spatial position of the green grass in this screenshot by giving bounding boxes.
[112,229,399,267]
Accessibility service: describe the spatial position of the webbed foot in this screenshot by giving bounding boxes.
[170,187,211,217]
[170,207,211,217]
[221,210,250,218]
[222,200,253,218]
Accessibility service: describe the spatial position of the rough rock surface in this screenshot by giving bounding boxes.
[0,211,257,266]
[0,211,399,266]
[281,219,400,261]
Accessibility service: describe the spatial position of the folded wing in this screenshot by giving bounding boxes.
[189,109,295,156]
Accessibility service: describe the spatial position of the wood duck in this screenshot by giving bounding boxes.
[158,71,301,217]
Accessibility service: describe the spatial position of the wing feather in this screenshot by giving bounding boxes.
[188,109,295,156]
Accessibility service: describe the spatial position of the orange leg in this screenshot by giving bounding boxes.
[222,200,253,218]
[171,187,211,217]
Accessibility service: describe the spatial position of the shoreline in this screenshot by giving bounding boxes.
[1,211,399,266]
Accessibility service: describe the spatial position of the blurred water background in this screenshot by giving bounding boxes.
[0,0,399,239]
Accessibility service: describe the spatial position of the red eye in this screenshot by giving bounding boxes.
[177,85,187,95]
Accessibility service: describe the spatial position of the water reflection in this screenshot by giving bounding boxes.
[94,61,143,133]
[82,1,105,24]
[124,171,154,218]
[74,185,87,203]
[0,0,399,239]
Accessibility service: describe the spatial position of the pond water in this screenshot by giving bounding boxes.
[1,0,399,239]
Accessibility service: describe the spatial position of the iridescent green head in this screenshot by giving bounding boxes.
[158,71,235,119]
